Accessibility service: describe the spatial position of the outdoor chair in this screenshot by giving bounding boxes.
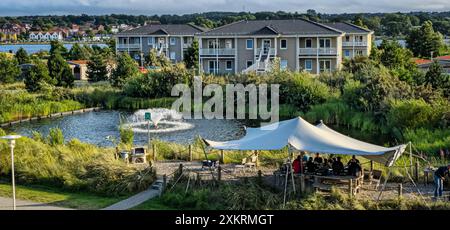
[245,155,258,168]
[369,169,383,190]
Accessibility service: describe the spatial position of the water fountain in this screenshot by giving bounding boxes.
[124,108,195,133]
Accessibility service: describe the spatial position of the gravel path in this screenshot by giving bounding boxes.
[0,197,72,210]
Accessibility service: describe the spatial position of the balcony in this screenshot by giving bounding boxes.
[255,48,276,56]
[117,43,141,49]
[200,48,235,56]
[342,41,367,47]
[299,48,337,55]
[183,43,192,49]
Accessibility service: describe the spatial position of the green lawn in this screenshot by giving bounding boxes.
[0,183,127,210]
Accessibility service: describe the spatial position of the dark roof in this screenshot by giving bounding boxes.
[323,22,372,33]
[200,19,343,36]
[116,24,207,36]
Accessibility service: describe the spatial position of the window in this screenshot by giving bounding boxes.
[356,50,364,56]
[226,60,233,70]
[170,52,176,60]
[320,60,331,72]
[246,60,253,68]
[319,38,331,48]
[344,50,350,57]
[280,60,288,70]
[304,60,313,71]
[208,40,217,49]
[208,60,218,73]
[305,39,312,48]
[345,35,350,42]
[225,39,233,49]
[148,37,155,45]
[246,39,253,49]
[280,39,287,49]
[170,37,176,45]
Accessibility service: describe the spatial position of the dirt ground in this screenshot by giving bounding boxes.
[153,160,447,203]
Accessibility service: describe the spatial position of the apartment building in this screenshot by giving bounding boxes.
[197,19,373,75]
[29,31,65,41]
[115,24,207,64]
[324,22,373,60]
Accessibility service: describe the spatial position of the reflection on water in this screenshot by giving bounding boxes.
[4,110,245,147]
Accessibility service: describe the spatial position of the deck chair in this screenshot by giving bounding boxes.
[245,155,258,168]
[370,170,383,190]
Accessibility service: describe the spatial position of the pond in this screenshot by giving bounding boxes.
[0,43,108,54]
[4,109,246,147]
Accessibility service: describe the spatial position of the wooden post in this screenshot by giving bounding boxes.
[220,150,224,164]
[162,174,167,192]
[189,145,193,161]
[415,161,419,183]
[257,170,262,184]
[370,161,374,172]
[218,166,222,181]
[398,183,403,198]
[178,163,183,176]
[152,144,157,162]
[349,179,353,198]
[300,174,305,193]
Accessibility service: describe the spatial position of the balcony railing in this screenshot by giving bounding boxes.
[255,48,276,56]
[117,43,141,49]
[200,48,235,56]
[298,48,337,55]
[342,41,367,47]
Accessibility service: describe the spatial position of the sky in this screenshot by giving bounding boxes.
[0,0,449,16]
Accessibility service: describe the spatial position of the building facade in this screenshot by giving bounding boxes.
[197,20,373,75]
[114,24,206,65]
[29,31,65,41]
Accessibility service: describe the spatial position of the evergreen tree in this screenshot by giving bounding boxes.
[424,60,450,97]
[87,54,108,82]
[183,39,199,70]
[68,43,91,60]
[49,40,68,58]
[24,60,54,92]
[15,47,30,65]
[0,53,21,83]
[146,49,160,67]
[406,21,445,58]
[48,51,74,87]
[110,53,139,88]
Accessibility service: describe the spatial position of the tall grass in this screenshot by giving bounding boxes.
[0,131,156,196]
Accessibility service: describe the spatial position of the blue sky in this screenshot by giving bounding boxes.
[0,0,449,16]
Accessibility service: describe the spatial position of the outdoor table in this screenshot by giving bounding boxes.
[313,173,364,196]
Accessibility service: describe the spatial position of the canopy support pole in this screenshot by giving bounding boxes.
[283,157,289,208]
[376,168,391,203]
[288,146,296,194]
[409,142,413,177]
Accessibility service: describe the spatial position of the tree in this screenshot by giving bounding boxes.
[146,49,160,67]
[47,51,74,87]
[406,21,445,58]
[24,60,54,92]
[424,60,450,97]
[15,47,30,65]
[0,53,21,83]
[110,53,140,88]
[183,39,199,70]
[68,43,91,60]
[87,54,108,82]
[49,40,68,58]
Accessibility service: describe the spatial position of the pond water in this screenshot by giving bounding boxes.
[0,43,108,54]
[4,110,246,147]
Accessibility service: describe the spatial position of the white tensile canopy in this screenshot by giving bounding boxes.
[204,117,407,167]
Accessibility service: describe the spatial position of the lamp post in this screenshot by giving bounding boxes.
[1,135,21,210]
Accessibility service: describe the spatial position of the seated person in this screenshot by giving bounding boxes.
[306,157,316,173]
[332,157,345,175]
[318,159,331,175]
[292,155,301,174]
[314,153,323,164]
[347,155,362,176]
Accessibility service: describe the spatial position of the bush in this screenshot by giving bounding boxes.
[119,126,134,145]
[48,127,64,145]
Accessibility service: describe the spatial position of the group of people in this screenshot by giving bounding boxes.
[292,153,362,176]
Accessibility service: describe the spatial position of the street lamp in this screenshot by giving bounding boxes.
[0,135,21,210]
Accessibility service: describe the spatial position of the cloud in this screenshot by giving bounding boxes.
[0,0,449,16]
